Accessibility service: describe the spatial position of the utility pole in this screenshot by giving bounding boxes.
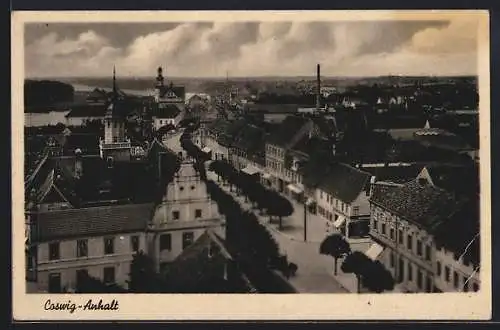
[303,198,307,242]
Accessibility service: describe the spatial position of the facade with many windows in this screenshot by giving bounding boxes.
[369,180,480,293]
[32,203,154,292]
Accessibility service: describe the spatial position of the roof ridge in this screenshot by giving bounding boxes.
[37,202,155,214]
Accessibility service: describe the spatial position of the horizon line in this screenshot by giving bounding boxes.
[25,74,478,80]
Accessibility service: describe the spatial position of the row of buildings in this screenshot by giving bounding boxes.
[25,69,227,293]
[193,109,480,293]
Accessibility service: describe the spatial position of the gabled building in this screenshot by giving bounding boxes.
[368,180,479,293]
[147,156,224,273]
[264,115,337,194]
[153,66,186,109]
[28,203,155,292]
[315,163,373,240]
[151,103,184,131]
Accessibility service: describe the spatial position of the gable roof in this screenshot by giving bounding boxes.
[162,230,257,293]
[158,85,186,100]
[370,180,461,232]
[424,164,479,198]
[361,164,424,184]
[65,104,107,118]
[36,203,154,242]
[267,115,310,148]
[318,163,371,203]
[151,104,181,119]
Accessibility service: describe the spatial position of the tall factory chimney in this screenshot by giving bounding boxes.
[316,64,321,111]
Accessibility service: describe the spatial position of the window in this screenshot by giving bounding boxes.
[320,191,323,199]
[437,261,442,276]
[453,271,459,288]
[182,232,194,250]
[77,239,88,258]
[107,122,110,128]
[353,206,360,216]
[48,273,62,293]
[103,267,115,284]
[195,209,202,218]
[172,211,180,220]
[160,234,172,251]
[373,219,378,232]
[398,229,404,244]
[180,186,184,191]
[407,263,413,281]
[49,242,60,261]
[425,245,431,261]
[390,228,395,240]
[131,235,140,253]
[381,223,386,236]
[416,240,422,256]
[407,235,413,250]
[473,282,479,292]
[463,276,469,292]
[445,266,451,282]
[104,237,114,255]
[390,251,395,267]
[426,275,433,292]
[417,269,423,289]
[107,156,114,169]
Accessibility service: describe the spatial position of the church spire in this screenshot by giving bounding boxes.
[112,65,117,96]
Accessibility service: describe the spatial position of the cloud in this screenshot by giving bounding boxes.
[24,18,479,78]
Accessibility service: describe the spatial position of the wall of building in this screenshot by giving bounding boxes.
[434,247,480,292]
[153,111,185,131]
[37,232,146,292]
[24,111,70,127]
[104,119,126,144]
[370,204,436,292]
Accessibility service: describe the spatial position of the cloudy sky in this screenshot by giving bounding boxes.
[24,17,479,78]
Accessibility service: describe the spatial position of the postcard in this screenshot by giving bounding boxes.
[12,10,491,320]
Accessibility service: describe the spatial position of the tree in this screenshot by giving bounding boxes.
[341,251,372,293]
[361,260,395,293]
[76,271,127,293]
[127,251,168,293]
[266,193,294,230]
[319,234,351,275]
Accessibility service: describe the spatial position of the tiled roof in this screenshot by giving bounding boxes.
[244,103,299,113]
[151,104,181,119]
[63,134,100,155]
[231,124,265,154]
[318,163,371,203]
[267,115,310,147]
[425,164,479,198]
[162,230,256,293]
[65,104,107,118]
[361,164,423,184]
[370,180,460,232]
[36,203,154,242]
[158,86,186,99]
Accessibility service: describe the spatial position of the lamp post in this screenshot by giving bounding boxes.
[303,197,307,242]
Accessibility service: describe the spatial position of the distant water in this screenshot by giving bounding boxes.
[72,83,152,96]
[25,111,70,127]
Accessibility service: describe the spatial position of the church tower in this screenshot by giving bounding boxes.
[99,66,131,163]
[154,66,165,102]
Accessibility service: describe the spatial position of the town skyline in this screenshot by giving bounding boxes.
[25,16,479,78]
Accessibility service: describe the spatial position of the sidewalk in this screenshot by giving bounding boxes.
[206,168,348,293]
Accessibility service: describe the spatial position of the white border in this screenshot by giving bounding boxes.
[12,10,491,321]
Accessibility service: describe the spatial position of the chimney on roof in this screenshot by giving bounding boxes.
[316,64,321,112]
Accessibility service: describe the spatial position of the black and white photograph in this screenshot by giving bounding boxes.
[12,10,491,320]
